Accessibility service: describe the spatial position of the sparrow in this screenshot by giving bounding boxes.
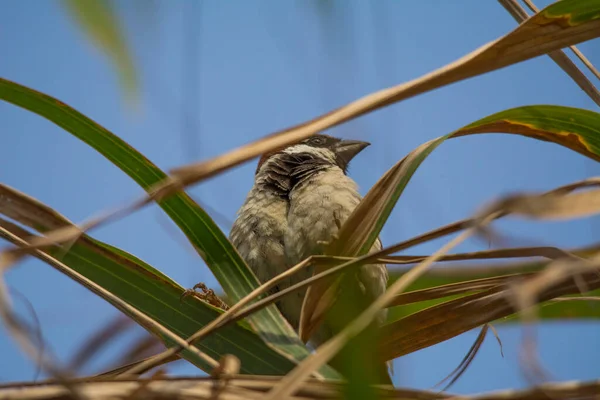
[229,141,294,324]
[283,135,391,384]
[229,134,390,383]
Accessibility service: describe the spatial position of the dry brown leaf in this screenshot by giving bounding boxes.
[380,270,600,361]
[412,242,600,278]
[96,353,180,378]
[298,177,594,344]
[522,0,600,81]
[434,325,489,391]
[506,253,600,381]
[298,273,341,344]
[483,189,600,221]
[388,245,589,306]
[550,295,600,303]
[388,273,534,307]
[0,184,73,231]
[381,177,600,261]
[1,376,599,399]
[499,0,600,106]
[384,245,578,266]
[206,180,600,338]
[169,5,600,188]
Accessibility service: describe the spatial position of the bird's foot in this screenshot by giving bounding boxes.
[181,282,230,310]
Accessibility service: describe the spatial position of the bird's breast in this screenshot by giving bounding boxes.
[286,170,362,264]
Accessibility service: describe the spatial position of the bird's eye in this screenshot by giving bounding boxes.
[309,137,325,145]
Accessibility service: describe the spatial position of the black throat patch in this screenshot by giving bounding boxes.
[258,151,333,196]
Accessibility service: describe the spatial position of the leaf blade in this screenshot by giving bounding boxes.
[381,271,600,361]
[0,78,339,378]
[0,194,296,375]
[170,0,600,188]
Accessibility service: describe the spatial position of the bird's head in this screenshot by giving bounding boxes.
[256,134,370,175]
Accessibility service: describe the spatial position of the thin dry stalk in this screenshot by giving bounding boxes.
[549,296,600,303]
[388,273,534,307]
[508,253,600,382]
[264,181,600,397]
[498,0,600,106]
[95,353,181,378]
[522,0,600,81]
[2,376,600,400]
[433,325,490,391]
[208,185,598,331]
[0,194,153,273]
[170,5,600,187]
[413,241,600,278]
[3,0,590,275]
[122,258,314,376]
[263,220,488,399]
[232,186,597,323]
[0,278,83,399]
[379,245,577,265]
[380,270,600,361]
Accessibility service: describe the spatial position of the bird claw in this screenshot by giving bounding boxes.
[180,288,198,302]
[181,282,229,310]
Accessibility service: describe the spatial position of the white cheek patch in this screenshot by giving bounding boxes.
[283,144,336,163]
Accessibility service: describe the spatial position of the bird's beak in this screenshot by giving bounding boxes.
[333,139,371,164]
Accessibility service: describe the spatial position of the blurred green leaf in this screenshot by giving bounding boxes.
[62,0,138,102]
[0,77,339,379]
[169,0,600,189]
[0,214,295,375]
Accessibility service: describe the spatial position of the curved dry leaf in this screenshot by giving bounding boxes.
[0,184,73,231]
[388,273,534,307]
[433,325,489,391]
[499,0,600,107]
[483,189,600,221]
[170,0,600,187]
[62,0,138,102]
[521,0,600,80]
[264,226,479,399]
[2,376,599,400]
[298,273,341,343]
[380,270,600,361]
[0,79,336,378]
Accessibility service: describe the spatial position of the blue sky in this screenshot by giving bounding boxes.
[0,0,599,394]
